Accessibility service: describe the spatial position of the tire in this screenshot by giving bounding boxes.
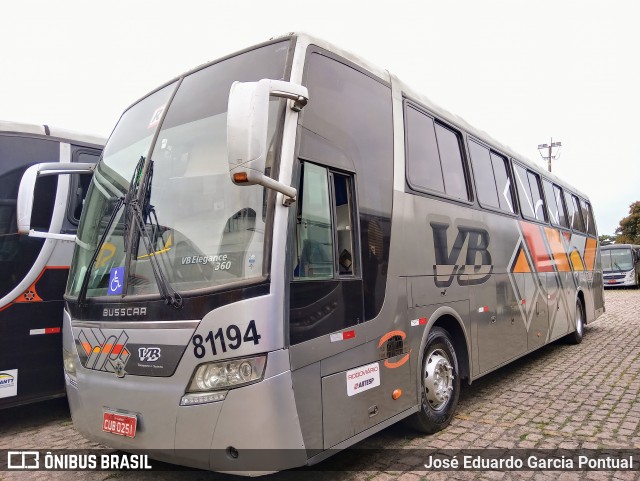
[568,300,585,345]
[406,327,460,434]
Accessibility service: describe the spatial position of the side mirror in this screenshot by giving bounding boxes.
[17,162,95,241]
[227,79,308,205]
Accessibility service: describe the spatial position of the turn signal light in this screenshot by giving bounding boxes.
[233,172,249,183]
[392,389,402,400]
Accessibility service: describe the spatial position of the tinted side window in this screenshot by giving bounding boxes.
[406,107,443,193]
[553,185,569,228]
[435,123,468,201]
[513,164,535,219]
[581,199,597,236]
[543,180,568,228]
[491,152,515,213]
[404,102,469,201]
[565,192,586,233]
[527,171,547,222]
[469,140,499,208]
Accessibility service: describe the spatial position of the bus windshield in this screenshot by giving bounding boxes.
[67,41,290,299]
[601,248,633,272]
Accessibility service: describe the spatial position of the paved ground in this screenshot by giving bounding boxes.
[1,289,638,480]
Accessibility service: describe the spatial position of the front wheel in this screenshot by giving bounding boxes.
[406,326,460,434]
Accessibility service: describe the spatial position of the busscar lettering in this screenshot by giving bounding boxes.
[430,221,493,287]
[103,307,147,317]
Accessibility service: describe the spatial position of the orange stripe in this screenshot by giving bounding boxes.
[544,227,572,272]
[583,238,597,271]
[81,342,91,356]
[569,250,585,271]
[520,222,554,272]
[377,330,407,348]
[0,266,70,312]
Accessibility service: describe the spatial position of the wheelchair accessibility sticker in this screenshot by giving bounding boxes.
[108,267,124,295]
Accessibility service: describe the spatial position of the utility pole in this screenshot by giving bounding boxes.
[537,138,562,172]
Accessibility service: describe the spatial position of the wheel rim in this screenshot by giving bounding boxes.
[423,348,454,411]
[576,303,584,336]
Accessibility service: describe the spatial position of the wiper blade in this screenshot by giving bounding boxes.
[78,196,124,306]
[129,196,182,308]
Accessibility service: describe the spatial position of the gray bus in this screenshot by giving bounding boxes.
[18,34,604,473]
[601,244,640,288]
[0,120,103,408]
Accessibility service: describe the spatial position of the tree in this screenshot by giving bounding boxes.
[599,234,616,246]
[615,201,640,244]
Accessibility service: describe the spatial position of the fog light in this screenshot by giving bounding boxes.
[180,391,227,406]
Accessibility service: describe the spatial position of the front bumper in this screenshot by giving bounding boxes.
[67,349,306,474]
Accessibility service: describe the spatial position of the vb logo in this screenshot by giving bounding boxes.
[138,347,161,362]
[430,222,493,287]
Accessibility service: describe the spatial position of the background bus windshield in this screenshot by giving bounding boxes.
[601,248,633,272]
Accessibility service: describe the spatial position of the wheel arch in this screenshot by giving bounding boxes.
[417,306,471,387]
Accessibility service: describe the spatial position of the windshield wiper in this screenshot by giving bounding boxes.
[77,156,143,307]
[127,159,182,308]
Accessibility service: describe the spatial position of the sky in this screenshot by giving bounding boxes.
[2,0,638,235]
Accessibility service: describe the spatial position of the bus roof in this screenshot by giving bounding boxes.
[0,120,105,147]
[287,33,590,201]
[601,244,640,250]
[116,32,590,200]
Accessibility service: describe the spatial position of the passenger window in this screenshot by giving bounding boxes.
[469,140,499,209]
[405,103,469,201]
[435,123,469,201]
[513,164,535,219]
[469,139,514,213]
[565,192,586,233]
[581,199,597,236]
[491,152,515,213]
[544,180,569,228]
[406,106,444,193]
[527,172,547,222]
[513,163,546,222]
[553,185,569,228]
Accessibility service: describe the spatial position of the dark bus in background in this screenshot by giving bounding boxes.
[0,120,104,408]
[601,244,640,288]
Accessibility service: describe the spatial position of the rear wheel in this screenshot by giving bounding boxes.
[406,327,460,434]
[568,300,585,344]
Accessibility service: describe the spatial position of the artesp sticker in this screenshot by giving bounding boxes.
[346,362,380,397]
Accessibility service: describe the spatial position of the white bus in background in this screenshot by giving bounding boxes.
[601,244,640,288]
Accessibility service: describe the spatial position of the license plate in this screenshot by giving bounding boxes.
[102,411,137,438]
[607,280,617,284]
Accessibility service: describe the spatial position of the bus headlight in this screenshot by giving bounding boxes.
[63,349,77,377]
[63,348,78,388]
[187,355,267,392]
